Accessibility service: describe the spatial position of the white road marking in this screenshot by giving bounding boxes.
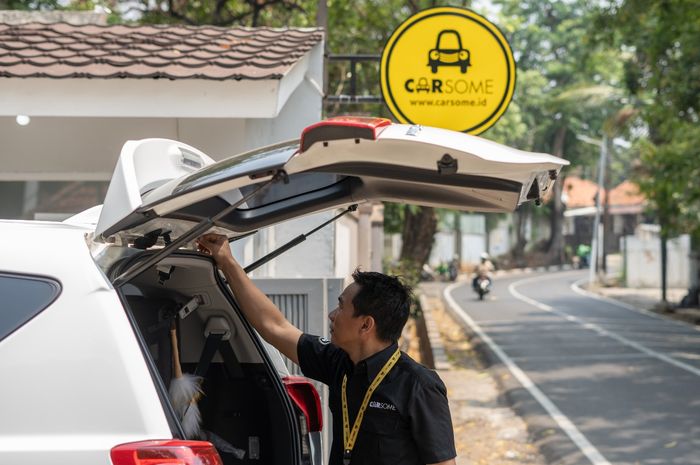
[509,353,653,362]
[570,278,700,333]
[509,275,700,379]
[444,281,613,465]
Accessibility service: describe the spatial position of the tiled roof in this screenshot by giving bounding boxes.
[563,176,601,208]
[0,22,323,80]
[563,177,645,209]
[608,180,645,207]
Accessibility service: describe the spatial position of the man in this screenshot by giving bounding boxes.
[472,252,494,290]
[197,234,456,465]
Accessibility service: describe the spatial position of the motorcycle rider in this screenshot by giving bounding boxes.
[472,252,494,291]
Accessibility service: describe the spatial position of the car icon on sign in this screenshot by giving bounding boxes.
[428,29,471,73]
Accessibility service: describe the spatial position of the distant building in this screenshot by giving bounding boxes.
[562,176,647,253]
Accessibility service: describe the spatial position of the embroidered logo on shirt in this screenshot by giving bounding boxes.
[369,401,397,411]
[318,336,331,345]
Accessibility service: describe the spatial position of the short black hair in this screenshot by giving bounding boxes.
[351,269,412,343]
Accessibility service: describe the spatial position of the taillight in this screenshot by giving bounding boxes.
[283,376,323,432]
[111,440,223,465]
[300,116,392,152]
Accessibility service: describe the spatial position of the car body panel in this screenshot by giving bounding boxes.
[95,139,217,239]
[0,222,171,465]
[94,120,567,247]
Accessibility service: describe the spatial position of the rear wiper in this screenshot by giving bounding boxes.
[113,171,286,288]
[244,204,358,274]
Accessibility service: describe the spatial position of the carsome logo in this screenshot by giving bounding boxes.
[380,7,515,134]
[369,401,397,411]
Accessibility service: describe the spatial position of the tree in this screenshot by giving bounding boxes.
[324,0,475,276]
[599,0,700,302]
[494,0,624,264]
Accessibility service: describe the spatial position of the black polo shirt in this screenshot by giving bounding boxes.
[297,334,456,465]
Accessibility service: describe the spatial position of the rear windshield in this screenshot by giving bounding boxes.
[0,273,61,342]
[172,141,299,196]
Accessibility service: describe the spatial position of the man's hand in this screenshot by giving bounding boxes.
[196,233,302,364]
[197,233,234,267]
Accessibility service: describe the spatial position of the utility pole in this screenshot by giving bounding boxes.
[602,137,612,274]
[578,134,607,287]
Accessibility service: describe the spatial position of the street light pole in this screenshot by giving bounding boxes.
[577,134,607,287]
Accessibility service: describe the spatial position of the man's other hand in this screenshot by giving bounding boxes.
[197,233,233,266]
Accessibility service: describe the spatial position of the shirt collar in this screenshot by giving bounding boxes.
[356,342,399,382]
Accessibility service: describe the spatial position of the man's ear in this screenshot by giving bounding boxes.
[360,316,376,333]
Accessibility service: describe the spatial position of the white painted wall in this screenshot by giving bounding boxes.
[462,233,487,264]
[429,231,455,267]
[0,41,333,280]
[335,213,359,285]
[489,216,511,257]
[625,233,690,288]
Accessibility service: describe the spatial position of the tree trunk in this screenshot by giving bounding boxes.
[661,231,668,304]
[399,206,437,273]
[512,205,530,266]
[547,126,568,265]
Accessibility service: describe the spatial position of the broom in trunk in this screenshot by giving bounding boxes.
[169,322,203,439]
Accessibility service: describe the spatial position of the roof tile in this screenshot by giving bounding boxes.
[0,22,323,81]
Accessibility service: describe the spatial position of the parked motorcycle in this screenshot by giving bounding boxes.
[473,275,492,300]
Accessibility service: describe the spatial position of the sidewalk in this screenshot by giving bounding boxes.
[586,253,700,326]
[587,284,700,326]
[418,281,546,465]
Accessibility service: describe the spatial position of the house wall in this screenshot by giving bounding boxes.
[0,42,337,280]
[625,231,690,288]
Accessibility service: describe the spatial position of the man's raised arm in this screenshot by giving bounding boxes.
[197,234,302,364]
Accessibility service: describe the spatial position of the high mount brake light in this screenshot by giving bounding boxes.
[111,440,223,465]
[283,376,323,432]
[300,116,392,153]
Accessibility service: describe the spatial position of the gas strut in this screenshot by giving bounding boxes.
[244,204,358,274]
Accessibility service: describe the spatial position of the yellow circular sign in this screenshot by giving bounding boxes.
[381,7,516,134]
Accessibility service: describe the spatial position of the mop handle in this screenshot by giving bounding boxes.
[170,327,184,378]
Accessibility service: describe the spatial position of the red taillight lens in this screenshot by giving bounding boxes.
[111,440,223,465]
[283,376,323,432]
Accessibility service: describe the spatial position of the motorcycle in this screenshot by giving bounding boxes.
[473,275,492,300]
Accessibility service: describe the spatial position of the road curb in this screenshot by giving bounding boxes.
[418,292,451,370]
[571,278,700,332]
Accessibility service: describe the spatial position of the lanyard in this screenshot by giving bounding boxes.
[341,348,401,465]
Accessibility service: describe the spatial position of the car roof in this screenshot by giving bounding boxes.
[0,220,104,280]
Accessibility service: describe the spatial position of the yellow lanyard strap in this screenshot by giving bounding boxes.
[341,348,401,465]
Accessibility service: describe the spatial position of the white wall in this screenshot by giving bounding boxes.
[335,213,359,285]
[462,233,487,264]
[488,216,511,257]
[0,116,179,180]
[243,43,323,151]
[625,233,690,288]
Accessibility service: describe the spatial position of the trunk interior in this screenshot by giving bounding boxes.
[113,252,301,465]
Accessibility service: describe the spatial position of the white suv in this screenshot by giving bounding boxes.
[0,117,566,465]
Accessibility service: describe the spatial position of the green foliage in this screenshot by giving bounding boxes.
[382,258,423,318]
[382,202,406,234]
[0,0,61,10]
[495,0,624,156]
[634,121,700,240]
[132,0,317,27]
[600,0,700,238]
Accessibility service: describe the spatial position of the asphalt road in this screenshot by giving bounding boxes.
[444,270,700,465]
